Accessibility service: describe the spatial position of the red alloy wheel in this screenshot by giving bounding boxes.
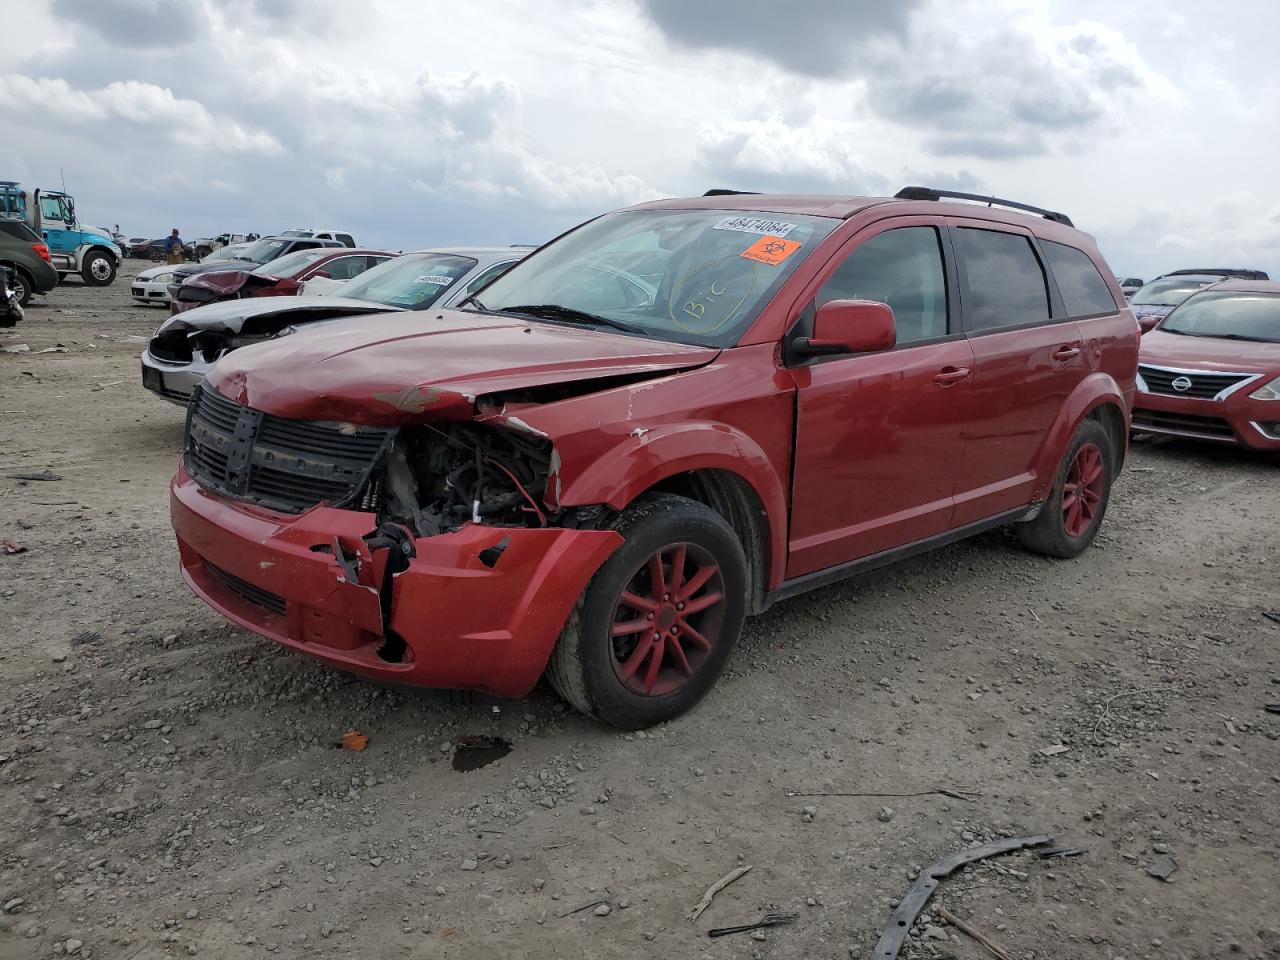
[1062,442,1105,537]
[608,542,726,697]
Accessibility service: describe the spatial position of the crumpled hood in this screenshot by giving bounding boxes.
[155,296,401,336]
[206,308,720,424]
[1140,329,1280,373]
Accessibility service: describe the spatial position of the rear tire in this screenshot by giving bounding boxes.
[1017,420,1115,559]
[546,494,747,729]
[81,249,116,286]
[8,268,31,306]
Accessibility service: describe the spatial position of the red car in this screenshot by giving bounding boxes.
[170,248,394,314]
[170,187,1137,728]
[1132,279,1280,449]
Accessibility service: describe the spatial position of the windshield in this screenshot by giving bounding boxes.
[1132,277,1213,306]
[1160,291,1280,342]
[232,238,289,264]
[470,209,839,345]
[340,253,476,308]
[253,249,329,277]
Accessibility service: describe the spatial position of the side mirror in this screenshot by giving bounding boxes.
[1137,315,1161,333]
[795,299,897,358]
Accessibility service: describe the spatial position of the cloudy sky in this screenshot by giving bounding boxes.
[3,0,1276,279]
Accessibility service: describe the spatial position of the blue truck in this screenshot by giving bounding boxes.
[0,181,123,286]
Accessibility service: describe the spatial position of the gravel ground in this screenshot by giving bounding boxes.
[2,263,1279,960]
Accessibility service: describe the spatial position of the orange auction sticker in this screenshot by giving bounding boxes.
[741,235,802,266]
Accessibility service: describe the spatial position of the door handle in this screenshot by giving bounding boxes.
[1051,344,1081,362]
[933,366,971,385]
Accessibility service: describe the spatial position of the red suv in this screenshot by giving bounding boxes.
[170,187,1138,728]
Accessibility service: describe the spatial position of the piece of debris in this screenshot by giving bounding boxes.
[7,470,62,481]
[2,540,27,555]
[1262,611,1280,625]
[340,731,369,752]
[451,735,513,771]
[936,905,1012,960]
[1264,704,1280,715]
[1146,855,1178,881]
[708,912,797,938]
[1038,744,1069,757]
[1034,846,1087,860]
[688,864,753,921]
[877,806,896,822]
[558,898,610,919]
[785,787,979,803]
[1,343,30,353]
[593,903,612,917]
[35,346,68,354]
[872,834,1054,960]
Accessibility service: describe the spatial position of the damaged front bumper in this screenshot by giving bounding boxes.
[171,465,622,697]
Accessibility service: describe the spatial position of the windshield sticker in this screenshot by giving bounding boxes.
[668,257,757,333]
[712,216,799,238]
[414,275,455,285]
[740,235,802,267]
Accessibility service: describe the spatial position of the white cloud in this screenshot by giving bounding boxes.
[0,75,284,155]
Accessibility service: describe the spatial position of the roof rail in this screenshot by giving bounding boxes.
[703,189,759,197]
[894,186,1074,227]
[1163,267,1269,280]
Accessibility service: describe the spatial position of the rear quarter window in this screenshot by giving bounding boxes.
[1042,240,1118,317]
[0,220,40,242]
[955,228,1051,332]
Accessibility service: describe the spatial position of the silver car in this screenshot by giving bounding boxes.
[140,246,529,406]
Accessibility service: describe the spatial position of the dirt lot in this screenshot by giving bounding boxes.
[2,262,1278,960]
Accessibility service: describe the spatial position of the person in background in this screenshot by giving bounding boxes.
[165,228,185,265]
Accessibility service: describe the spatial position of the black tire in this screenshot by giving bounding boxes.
[150,250,163,263]
[1017,420,1115,559]
[81,249,116,286]
[546,494,747,729]
[8,267,31,306]
[57,272,69,281]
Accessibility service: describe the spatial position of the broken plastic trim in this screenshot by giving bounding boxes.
[871,834,1054,959]
[362,522,417,663]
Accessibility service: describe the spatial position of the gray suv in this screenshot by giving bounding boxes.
[0,219,59,305]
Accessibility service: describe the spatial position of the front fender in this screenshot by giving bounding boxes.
[1031,372,1129,501]
[556,422,790,591]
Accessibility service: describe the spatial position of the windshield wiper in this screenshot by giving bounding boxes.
[496,304,644,334]
[1185,332,1276,343]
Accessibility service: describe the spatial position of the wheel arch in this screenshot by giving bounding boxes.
[1030,373,1129,501]
[555,425,788,604]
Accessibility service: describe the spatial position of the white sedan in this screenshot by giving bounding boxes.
[130,265,178,307]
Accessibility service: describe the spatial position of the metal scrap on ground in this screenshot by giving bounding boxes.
[871,834,1054,960]
[708,912,797,938]
[937,905,1012,960]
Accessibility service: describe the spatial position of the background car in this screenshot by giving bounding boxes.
[1133,280,1280,449]
[1131,273,1236,331]
[130,264,180,307]
[170,248,395,311]
[165,235,346,311]
[132,237,195,262]
[1117,276,1144,299]
[141,246,528,404]
[0,218,59,306]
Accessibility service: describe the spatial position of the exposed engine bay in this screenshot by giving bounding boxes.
[379,422,591,538]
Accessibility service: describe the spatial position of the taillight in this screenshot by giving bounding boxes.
[32,242,51,262]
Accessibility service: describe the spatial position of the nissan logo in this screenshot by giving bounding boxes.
[1172,376,1193,392]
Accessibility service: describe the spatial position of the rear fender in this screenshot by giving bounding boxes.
[1031,373,1128,500]
[555,423,789,590]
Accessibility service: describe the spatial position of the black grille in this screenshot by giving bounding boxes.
[1139,365,1251,400]
[184,384,392,513]
[1132,409,1236,439]
[206,561,286,615]
[149,331,193,364]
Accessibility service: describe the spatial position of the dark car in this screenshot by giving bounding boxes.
[169,247,395,314]
[1132,269,1271,331]
[0,219,59,306]
[1133,279,1280,449]
[166,236,345,312]
[133,237,195,262]
[168,186,1137,728]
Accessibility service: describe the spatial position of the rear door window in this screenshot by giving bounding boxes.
[321,256,369,280]
[1042,240,1117,317]
[955,228,1050,332]
[817,227,949,344]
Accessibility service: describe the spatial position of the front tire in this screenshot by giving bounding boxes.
[1017,420,1115,559]
[547,494,747,729]
[81,249,116,286]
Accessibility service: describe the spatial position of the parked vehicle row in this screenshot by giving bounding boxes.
[160,185,1147,728]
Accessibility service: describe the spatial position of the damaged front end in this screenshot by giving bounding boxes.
[170,384,622,697]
